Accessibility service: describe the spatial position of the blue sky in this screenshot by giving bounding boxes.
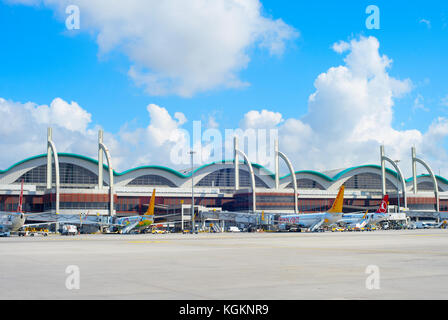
[0,0,446,131]
[0,0,447,174]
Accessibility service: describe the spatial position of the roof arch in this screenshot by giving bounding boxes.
[407,174,448,192]
[286,178,326,190]
[3,154,448,192]
[15,163,100,187]
[195,167,269,188]
[125,174,177,188]
[329,165,401,191]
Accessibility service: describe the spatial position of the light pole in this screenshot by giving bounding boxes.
[189,150,196,234]
[394,160,400,212]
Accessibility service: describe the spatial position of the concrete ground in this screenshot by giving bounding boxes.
[1,229,448,300]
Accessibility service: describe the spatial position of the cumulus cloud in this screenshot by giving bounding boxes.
[241,36,448,176]
[117,104,190,168]
[0,97,99,168]
[8,0,298,97]
[240,109,283,129]
[331,40,350,54]
[0,97,190,171]
[2,35,447,178]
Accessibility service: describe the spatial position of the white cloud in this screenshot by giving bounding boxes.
[9,0,298,97]
[0,97,191,171]
[241,36,448,177]
[2,35,447,178]
[419,19,431,29]
[0,97,99,168]
[240,109,283,129]
[331,40,350,54]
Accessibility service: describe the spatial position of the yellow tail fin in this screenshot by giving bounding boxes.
[328,185,345,213]
[145,189,156,216]
[362,210,368,219]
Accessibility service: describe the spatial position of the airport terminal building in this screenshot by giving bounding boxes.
[0,129,447,219]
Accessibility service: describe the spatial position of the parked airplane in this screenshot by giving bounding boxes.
[112,189,188,233]
[0,181,57,237]
[278,185,345,232]
[113,189,157,233]
[341,195,389,229]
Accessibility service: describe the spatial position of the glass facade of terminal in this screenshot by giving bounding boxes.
[14,163,102,188]
[0,157,446,215]
[344,173,396,191]
[287,178,325,190]
[196,168,269,188]
[127,174,177,187]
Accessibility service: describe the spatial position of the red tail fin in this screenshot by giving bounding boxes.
[16,180,24,213]
[376,195,388,213]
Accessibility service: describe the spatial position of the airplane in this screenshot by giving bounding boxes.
[278,185,345,232]
[113,189,157,233]
[0,181,58,237]
[109,188,186,234]
[438,220,448,229]
[0,185,185,236]
[341,195,389,229]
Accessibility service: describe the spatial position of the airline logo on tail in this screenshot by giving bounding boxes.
[362,210,369,219]
[328,185,345,213]
[17,180,24,214]
[145,189,156,217]
[376,195,389,214]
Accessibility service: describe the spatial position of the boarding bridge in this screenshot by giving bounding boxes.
[387,212,408,221]
[406,211,438,219]
[120,221,140,234]
[212,224,222,233]
[310,219,325,232]
[200,211,275,226]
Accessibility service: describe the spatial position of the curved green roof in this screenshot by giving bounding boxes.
[331,165,400,181]
[0,153,111,174]
[118,159,276,179]
[116,165,187,178]
[0,153,184,177]
[406,174,448,185]
[280,170,333,182]
[279,165,400,182]
[1,153,447,186]
[0,153,276,179]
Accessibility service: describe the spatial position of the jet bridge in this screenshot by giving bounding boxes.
[200,211,275,226]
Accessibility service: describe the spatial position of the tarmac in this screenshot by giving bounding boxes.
[1,229,448,300]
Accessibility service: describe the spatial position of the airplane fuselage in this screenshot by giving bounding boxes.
[342,213,387,226]
[0,212,25,233]
[279,212,341,228]
[116,215,154,230]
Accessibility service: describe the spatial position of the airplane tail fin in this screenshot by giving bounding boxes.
[376,195,389,213]
[145,189,156,216]
[328,185,345,214]
[362,210,369,219]
[17,180,24,213]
